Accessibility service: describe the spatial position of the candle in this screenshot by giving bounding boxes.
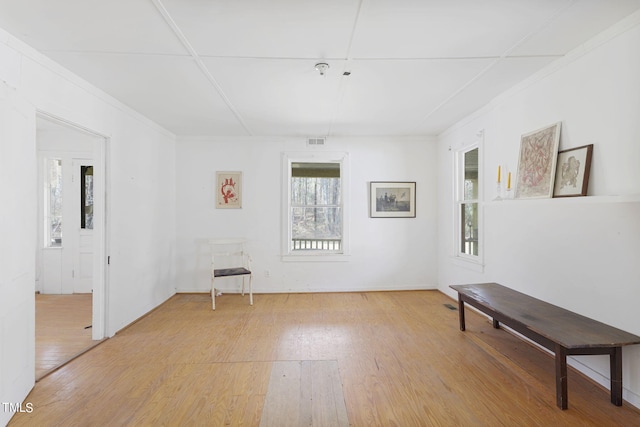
[497,165,501,183]
[507,172,511,189]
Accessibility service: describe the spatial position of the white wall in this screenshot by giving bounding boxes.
[0,81,36,427]
[437,14,640,408]
[176,136,438,294]
[0,27,176,426]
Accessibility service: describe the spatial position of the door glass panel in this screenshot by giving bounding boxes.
[81,165,94,229]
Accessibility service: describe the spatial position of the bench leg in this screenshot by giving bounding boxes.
[457,295,465,331]
[610,347,623,406]
[555,344,568,409]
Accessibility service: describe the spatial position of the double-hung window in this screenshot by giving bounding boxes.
[455,144,481,262]
[283,152,349,258]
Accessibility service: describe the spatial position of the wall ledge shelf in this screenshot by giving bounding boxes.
[485,194,640,206]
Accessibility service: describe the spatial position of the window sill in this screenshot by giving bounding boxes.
[449,256,484,273]
[282,253,351,262]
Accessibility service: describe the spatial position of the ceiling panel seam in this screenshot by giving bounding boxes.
[411,0,577,134]
[151,0,253,136]
[328,0,365,136]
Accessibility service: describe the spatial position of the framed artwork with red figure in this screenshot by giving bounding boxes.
[216,171,242,208]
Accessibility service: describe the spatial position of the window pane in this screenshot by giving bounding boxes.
[291,207,342,250]
[46,158,63,247]
[291,177,341,205]
[292,207,342,239]
[460,202,478,256]
[464,148,478,200]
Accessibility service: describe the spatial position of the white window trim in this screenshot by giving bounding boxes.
[452,131,484,270]
[281,151,350,262]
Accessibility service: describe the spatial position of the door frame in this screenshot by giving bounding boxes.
[36,111,109,340]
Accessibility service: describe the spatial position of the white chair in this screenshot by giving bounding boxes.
[210,239,253,310]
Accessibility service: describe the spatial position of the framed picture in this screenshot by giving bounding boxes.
[370,182,416,218]
[553,144,593,197]
[515,122,562,199]
[216,171,242,208]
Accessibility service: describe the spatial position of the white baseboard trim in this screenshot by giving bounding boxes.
[176,284,438,294]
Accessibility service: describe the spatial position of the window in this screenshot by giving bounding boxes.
[455,145,481,260]
[45,157,63,247]
[283,152,349,258]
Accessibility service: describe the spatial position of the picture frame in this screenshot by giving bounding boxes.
[553,144,593,197]
[216,171,242,208]
[369,181,416,218]
[515,122,562,199]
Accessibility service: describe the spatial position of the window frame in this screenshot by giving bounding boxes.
[282,151,350,261]
[453,135,483,268]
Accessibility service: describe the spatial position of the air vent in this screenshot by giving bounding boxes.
[443,303,457,311]
[307,137,326,147]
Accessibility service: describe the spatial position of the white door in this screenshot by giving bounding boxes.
[71,158,94,293]
[37,153,93,294]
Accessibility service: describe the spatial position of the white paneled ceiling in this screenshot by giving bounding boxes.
[1,0,639,137]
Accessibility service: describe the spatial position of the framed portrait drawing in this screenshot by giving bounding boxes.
[515,122,562,199]
[370,182,416,218]
[216,171,242,208]
[553,144,593,197]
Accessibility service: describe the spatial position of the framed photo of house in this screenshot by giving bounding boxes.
[553,144,593,197]
[216,171,242,208]
[370,181,416,218]
[515,122,562,199]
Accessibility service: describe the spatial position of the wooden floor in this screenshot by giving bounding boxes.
[260,360,349,426]
[36,293,98,380]
[12,291,640,426]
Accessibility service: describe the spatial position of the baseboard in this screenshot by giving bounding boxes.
[112,290,176,335]
[176,284,438,294]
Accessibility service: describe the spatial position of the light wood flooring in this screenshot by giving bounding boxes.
[12,291,640,426]
[36,293,101,380]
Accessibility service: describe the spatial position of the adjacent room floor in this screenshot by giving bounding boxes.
[35,293,100,380]
[14,291,640,426]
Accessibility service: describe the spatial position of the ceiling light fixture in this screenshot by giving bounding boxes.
[315,62,329,76]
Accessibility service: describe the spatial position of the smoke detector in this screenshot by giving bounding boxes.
[315,62,329,76]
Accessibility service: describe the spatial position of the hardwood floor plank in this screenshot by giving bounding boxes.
[260,361,304,427]
[308,360,349,427]
[10,291,640,426]
[259,360,349,427]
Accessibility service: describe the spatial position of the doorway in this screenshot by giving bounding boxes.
[35,114,108,379]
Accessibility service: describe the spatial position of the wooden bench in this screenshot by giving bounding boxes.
[450,283,640,410]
